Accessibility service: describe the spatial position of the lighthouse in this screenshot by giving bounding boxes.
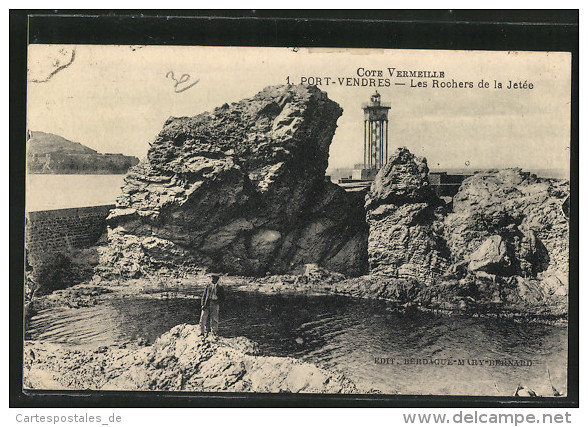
[362,91,391,171]
[338,91,473,197]
[346,91,391,182]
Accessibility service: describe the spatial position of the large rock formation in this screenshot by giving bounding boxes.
[438,168,569,315]
[104,85,367,277]
[356,151,568,316]
[444,169,569,278]
[364,147,450,284]
[23,324,359,393]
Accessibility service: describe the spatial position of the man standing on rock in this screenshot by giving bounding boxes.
[200,275,224,338]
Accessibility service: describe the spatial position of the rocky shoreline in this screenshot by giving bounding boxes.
[24,323,363,393]
[26,264,568,325]
[23,275,565,395]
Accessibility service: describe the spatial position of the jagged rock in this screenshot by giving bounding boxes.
[23,324,360,393]
[358,153,567,316]
[104,85,368,277]
[298,263,346,285]
[365,147,449,284]
[468,235,509,273]
[538,271,568,297]
[366,147,434,208]
[334,274,424,301]
[444,169,568,277]
[435,169,569,314]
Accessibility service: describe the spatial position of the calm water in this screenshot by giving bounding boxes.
[26,292,568,396]
[26,174,126,212]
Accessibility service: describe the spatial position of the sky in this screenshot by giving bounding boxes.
[27,45,571,175]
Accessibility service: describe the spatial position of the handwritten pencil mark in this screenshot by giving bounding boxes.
[29,48,76,83]
[166,71,200,93]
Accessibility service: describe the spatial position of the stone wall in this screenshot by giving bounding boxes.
[26,205,114,265]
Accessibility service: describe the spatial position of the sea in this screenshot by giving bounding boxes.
[26,174,127,212]
[26,292,568,396]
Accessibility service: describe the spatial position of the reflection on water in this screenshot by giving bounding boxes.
[26,292,568,396]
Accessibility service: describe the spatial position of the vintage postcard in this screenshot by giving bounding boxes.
[23,45,571,397]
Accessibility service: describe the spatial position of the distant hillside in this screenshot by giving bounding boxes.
[27,131,139,174]
[27,131,98,155]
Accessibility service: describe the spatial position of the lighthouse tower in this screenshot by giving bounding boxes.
[362,91,391,171]
[338,91,392,186]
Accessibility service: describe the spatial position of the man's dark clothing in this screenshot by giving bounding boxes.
[200,282,224,335]
[201,282,224,307]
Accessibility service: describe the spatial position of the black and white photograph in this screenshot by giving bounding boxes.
[20,41,573,399]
